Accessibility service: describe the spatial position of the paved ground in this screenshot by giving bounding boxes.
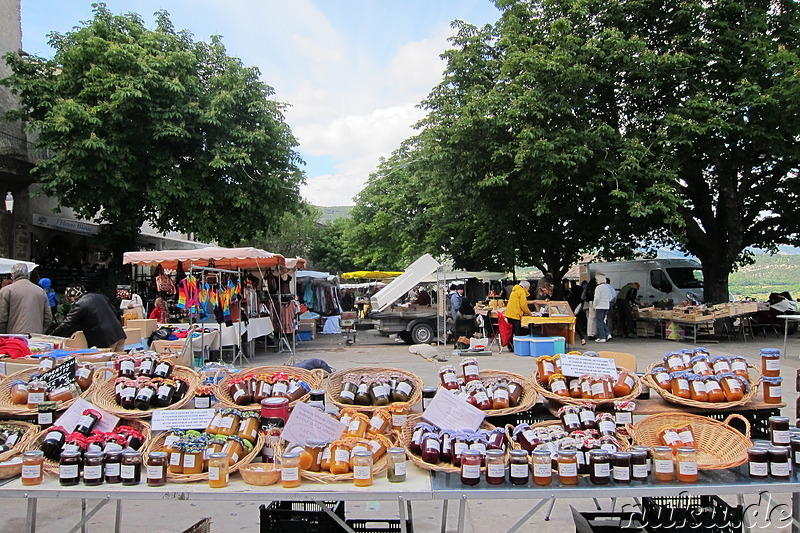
[3,327,798,532]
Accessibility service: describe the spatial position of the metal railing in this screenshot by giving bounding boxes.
[0,130,49,163]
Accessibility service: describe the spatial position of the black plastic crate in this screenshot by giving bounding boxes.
[572,508,647,532]
[260,501,345,533]
[345,519,414,533]
[701,409,779,440]
[642,495,743,533]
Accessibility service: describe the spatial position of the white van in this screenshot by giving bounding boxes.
[580,259,705,305]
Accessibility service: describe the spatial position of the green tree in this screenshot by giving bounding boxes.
[308,217,359,273]
[2,3,304,256]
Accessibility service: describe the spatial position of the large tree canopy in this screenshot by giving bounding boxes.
[2,3,304,250]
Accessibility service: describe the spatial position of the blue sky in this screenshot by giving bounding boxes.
[20,0,502,206]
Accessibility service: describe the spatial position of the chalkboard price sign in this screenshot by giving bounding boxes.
[40,358,77,391]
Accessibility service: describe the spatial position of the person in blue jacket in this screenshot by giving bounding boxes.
[38,278,59,318]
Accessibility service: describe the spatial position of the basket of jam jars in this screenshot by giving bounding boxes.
[214,366,325,410]
[0,361,102,416]
[399,413,506,474]
[325,367,423,412]
[0,421,40,463]
[643,349,761,409]
[531,356,642,406]
[31,418,150,474]
[91,364,201,419]
[143,409,265,482]
[435,362,537,417]
[626,412,752,470]
[281,406,400,483]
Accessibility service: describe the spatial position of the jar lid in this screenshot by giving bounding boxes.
[611,451,631,458]
[23,450,43,457]
[769,416,790,422]
[387,447,405,454]
[282,451,301,459]
[353,450,372,457]
[676,447,696,453]
[558,449,577,456]
[121,450,142,457]
[60,450,80,457]
[652,446,673,452]
[485,449,504,457]
[587,449,608,457]
[462,449,480,456]
[509,449,528,457]
[208,452,228,459]
[148,451,168,458]
[532,449,551,456]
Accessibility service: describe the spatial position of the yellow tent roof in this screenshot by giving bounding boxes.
[341,270,404,280]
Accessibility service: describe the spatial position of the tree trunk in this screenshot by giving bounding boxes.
[699,259,732,305]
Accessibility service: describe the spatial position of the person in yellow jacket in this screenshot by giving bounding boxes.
[504,280,532,338]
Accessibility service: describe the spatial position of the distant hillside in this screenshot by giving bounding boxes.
[315,206,352,223]
[729,254,800,300]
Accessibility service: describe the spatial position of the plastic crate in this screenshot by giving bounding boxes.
[642,495,743,533]
[701,408,779,440]
[572,509,647,532]
[260,501,345,533]
[346,519,414,533]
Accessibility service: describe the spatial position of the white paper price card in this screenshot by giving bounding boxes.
[422,388,485,432]
[560,353,618,379]
[281,401,346,447]
[151,409,217,431]
[54,398,119,433]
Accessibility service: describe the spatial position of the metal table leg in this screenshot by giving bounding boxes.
[440,499,449,533]
[506,498,549,533]
[784,318,790,360]
[543,496,556,520]
[25,497,37,533]
[115,500,123,533]
[456,495,467,533]
[398,497,408,533]
[793,492,800,533]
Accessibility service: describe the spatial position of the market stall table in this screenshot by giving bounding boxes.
[777,314,800,360]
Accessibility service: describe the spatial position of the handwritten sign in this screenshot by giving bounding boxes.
[151,409,217,431]
[281,401,346,447]
[422,388,485,432]
[55,398,119,433]
[560,353,618,379]
[40,358,76,391]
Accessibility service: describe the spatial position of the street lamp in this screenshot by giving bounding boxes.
[4,192,12,213]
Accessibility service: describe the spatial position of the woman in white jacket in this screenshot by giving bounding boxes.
[593,273,615,342]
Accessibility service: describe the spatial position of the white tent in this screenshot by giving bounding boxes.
[0,258,37,275]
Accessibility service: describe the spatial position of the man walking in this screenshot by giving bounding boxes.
[0,263,52,334]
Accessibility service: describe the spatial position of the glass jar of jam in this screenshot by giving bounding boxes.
[367,410,391,436]
[48,383,80,404]
[217,408,242,437]
[118,356,136,378]
[485,449,506,485]
[134,382,156,410]
[389,403,411,431]
[280,450,302,488]
[651,366,672,391]
[153,360,173,379]
[121,451,142,485]
[136,355,156,377]
[652,446,675,481]
[763,377,783,404]
[537,356,556,385]
[38,355,56,372]
[613,371,635,397]
[769,446,791,478]
[421,432,442,464]
[229,379,253,406]
[710,356,731,375]
[75,408,102,436]
[588,449,610,485]
[770,416,791,446]
[346,413,370,438]
[59,450,81,486]
[669,372,691,399]
[10,380,28,405]
[676,447,698,483]
[168,442,184,474]
[104,451,122,483]
[237,412,261,443]
[153,379,177,408]
[422,387,437,409]
[630,449,648,482]
[469,382,492,410]
[460,449,482,486]
[719,373,745,402]
[439,366,460,391]
[339,377,358,404]
[703,376,725,402]
[26,379,47,409]
[730,355,749,378]
[351,450,373,487]
[568,378,583,398]
[557,450,578,485]
[42,426,67,461]
[687,375,708,402]
[509,449,529,485]
[531,449,552,486]
[37,401,57,429]
[147,451,168,486]
[689,355,713,376]
[508,381,523,407]
[83,451,105,486]
[547,373,568,397]
[578,405,597,431]
[761,348,781,378]
[330,441,351,474]
[207,452,229,488]
[260,397,289,429]
[450,432,469,467]
[21,450,44,486]
[492,382,510,410]
[512,424,540,453]
[460,358,480,383]
[183,443,205,475]
[665,352,685,372]
[597,413,616,437]
[387,447,407,483]
[612,452,631,483]
[748,447,769,478]
[75,363,94,391]
[559,405,582,433]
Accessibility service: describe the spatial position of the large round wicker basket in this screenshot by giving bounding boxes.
[399,414,501,474]
[627,412,752,470]
[143,430,264,482]
[0,365,105,417]
[0,420,40,463]
[504,419,630,453]
[326,367,423,412]
[32,418,151,474]
[642,362,761,409]
[437,370,538,417]
[91,365,201,419]
[214,366,325,411]
[530,368,642,406]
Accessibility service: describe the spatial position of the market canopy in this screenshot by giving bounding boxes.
[123,247,285,270]
[0,258,37,275]
[341,270,404,280]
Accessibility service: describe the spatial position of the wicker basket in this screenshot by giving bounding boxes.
[642,362,761,409]
[505,419,630,452]
[0,365,105,417]
[0,457,22,479]
[627,412,752,470]
[0,420,40,463]
[32,418,151,474]
[239,463,281,486]
[326,367,423,412]
[530,368,642,406]
[91,365,201,419]
[289,437,392,484]
[399,414,500,474]
[143,430,264,483]
[436,370,539,417]
[214,366,325,411]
